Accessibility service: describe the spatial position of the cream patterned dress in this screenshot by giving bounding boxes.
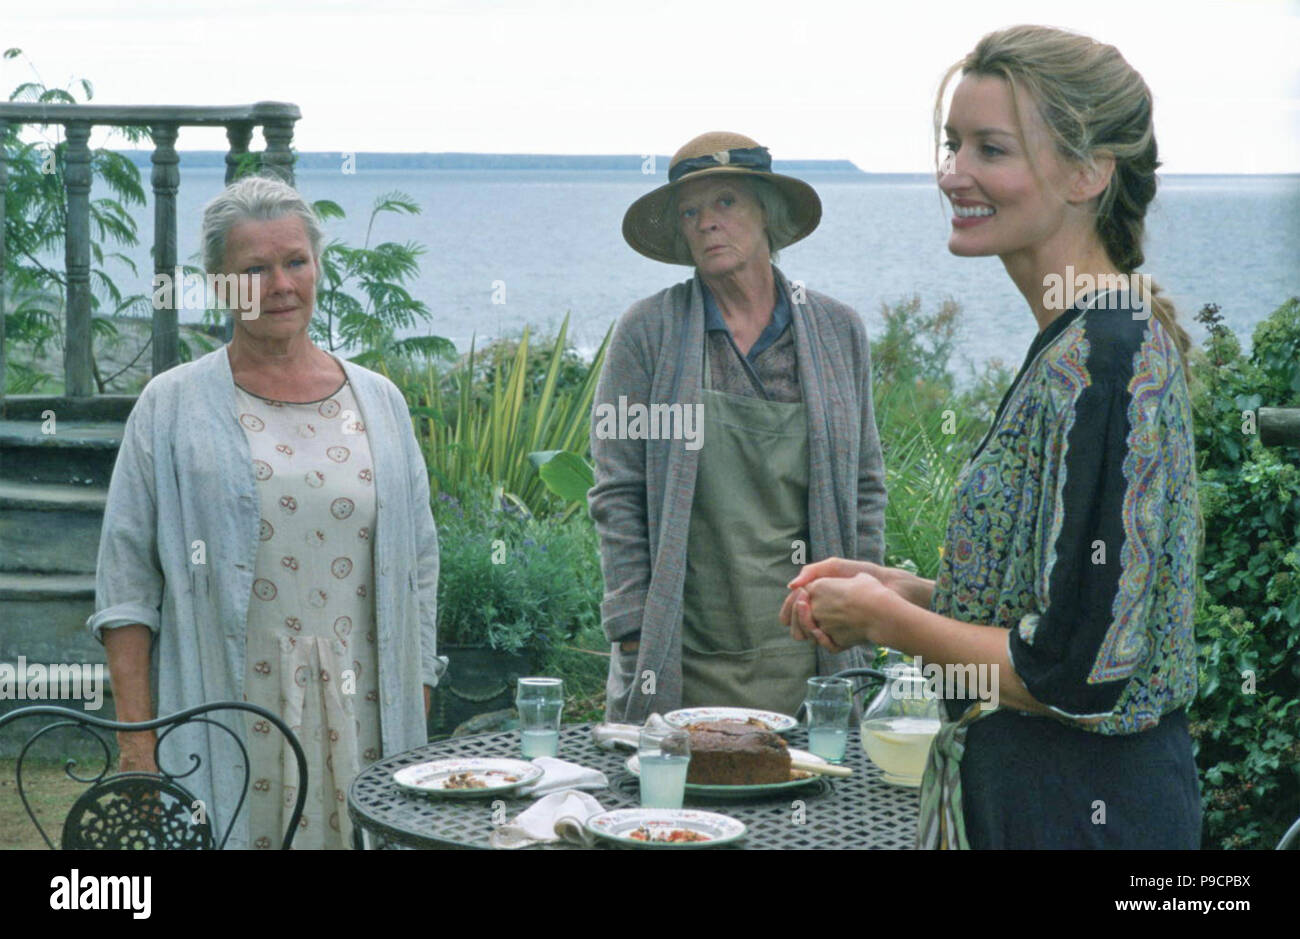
[235,378,382,849]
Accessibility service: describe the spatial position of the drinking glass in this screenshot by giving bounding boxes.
[515,677,564,758]
[804,676,853,763]
[637,725,691,809]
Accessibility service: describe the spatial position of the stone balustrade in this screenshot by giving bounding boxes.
[0,101,300,397]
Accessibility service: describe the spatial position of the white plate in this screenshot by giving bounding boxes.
[663,707,799,733]
[585,808,746,848]
[626,748,826,797]
[392,758,544,798]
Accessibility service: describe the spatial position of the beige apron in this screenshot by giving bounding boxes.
[680,342,818,715]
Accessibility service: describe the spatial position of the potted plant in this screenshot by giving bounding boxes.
[429,486,603,737]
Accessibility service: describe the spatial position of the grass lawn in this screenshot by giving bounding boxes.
[0,759,92,850]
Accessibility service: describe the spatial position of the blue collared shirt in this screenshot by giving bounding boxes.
[701,280,794,401]
[701,281,792,362]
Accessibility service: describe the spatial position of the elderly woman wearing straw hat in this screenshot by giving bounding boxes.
[591,131,887,723]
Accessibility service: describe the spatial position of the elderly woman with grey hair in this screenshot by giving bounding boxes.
[593,131,887,723]
[88,174,445,849]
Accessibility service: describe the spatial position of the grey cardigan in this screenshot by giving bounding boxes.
[88,345,445,848]
[589,269,887,722]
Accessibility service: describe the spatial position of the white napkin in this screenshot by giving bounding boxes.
[591,714,674,752]
[590,722,641,751]
[517,757,609,797]
[489,789,605,849]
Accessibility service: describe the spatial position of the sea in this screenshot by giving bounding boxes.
[93,164,1300,378]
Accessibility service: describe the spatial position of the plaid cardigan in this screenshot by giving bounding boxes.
[589,268,887,722]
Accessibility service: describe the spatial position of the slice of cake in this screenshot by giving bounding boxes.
[685,719,791,785]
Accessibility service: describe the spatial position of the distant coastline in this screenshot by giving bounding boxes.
[115,151,867,173]
[110,151,1296,176]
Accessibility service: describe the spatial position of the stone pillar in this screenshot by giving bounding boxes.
[150,123,180,377]
[63,122,93,397]
[0,120,7,400]
[225,122,253,185]
[222,122,254,344]
[261,117,295,185]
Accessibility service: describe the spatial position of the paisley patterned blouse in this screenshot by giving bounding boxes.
[932,292,1199,733]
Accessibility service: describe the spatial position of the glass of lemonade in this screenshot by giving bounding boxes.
[516,677,564,759]
[804,676,853,763]
[638,725,691,809]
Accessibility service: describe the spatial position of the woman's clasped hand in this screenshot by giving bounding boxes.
[781,559,934,654]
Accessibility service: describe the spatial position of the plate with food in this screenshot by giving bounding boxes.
[585,808,745,848]
[663,707,798,734]
[392,758,544,797]
[627,719,833,797]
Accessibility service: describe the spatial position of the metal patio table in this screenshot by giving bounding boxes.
[348,722,920,849]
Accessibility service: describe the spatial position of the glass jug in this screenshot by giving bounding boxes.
[858,660,942,787]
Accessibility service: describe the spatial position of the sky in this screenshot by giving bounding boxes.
[5,0,1299,173]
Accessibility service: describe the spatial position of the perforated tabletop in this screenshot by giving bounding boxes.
[348,723,919,849]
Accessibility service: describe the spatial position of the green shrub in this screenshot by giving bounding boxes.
[1188,299,1300,849]
[870,294,960,393]
[310,193,454,368]
[870,296,1010,578]
[432,485,607,713]
[462,332,592,405]
[875,378,986,578]
[404,316,610,517]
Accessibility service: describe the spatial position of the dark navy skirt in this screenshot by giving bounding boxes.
[959,708,1202,849]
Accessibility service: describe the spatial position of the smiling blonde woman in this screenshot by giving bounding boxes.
[785,27,1202,849]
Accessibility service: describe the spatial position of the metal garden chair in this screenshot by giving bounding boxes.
[0,701,307,849]
[1277,814,1300,850]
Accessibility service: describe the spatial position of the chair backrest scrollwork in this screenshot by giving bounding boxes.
[1278,815,1300,851]
[0,701,307,849]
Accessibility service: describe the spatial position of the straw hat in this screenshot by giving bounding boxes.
[622,131,822,265]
